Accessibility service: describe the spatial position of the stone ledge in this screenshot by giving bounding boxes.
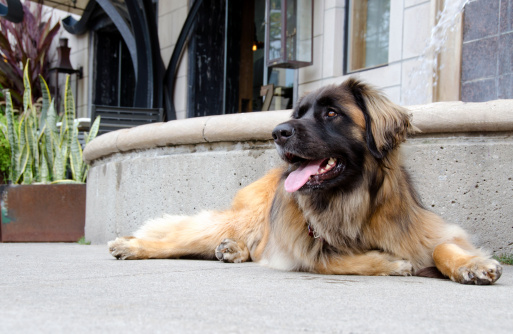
[409,100,513,133]
[83,100,513,163]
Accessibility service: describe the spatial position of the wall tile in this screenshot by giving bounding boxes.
[314,0,324,37]
[299,35,323,84]
[298,80,323,97]
[402,3,431,59]
[463,0,499,42]
[499,32,513,74]
[176,110,186,120]
[158,6,188,50]
[500,0,513,33]
[404,0,429,8]
[321,76,345,87]
[461,37,498,82]
[322,7,344,78]
[354,62,402,89]
[388,0,404,63]
[172,6,188,47]
[401,58,433,105]
[159,0,187,17]
[158,11,175,49]
[161,46,173,66]
[63,31,89,53]
[324,0,345,10]
[498,74,513,98]
[76,105,88,119]
[461,79,496,102]
[176,55,188,78]
[76,74,88,109]
[381,85,401,105]
[174,75,187,113]
[70,48,89,77]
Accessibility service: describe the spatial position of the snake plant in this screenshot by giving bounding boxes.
[2,61,100,184]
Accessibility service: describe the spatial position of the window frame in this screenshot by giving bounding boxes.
[343,0,391,75]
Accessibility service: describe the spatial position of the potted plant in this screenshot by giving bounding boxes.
[0,62,100,242]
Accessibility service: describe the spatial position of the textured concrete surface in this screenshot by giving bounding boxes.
[85,141,282,243]
[403,134,513,255]
[1,243,512,334]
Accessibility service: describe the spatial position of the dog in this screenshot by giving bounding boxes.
[108,78,502,285]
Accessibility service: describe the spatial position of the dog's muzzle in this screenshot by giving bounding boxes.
[272,122,295,146]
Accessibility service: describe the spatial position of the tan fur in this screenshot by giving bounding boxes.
[346,105,366,129]
[109,79,502,285]
[358,84,417,155]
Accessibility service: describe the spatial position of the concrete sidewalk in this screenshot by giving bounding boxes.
[1,243,512,333]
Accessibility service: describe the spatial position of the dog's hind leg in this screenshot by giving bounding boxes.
[432,238,502,285]
[108,169,279,261]
[109,236,214,260]
[108,211,238,260]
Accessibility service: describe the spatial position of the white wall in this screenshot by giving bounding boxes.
[47,8,90,119]
[158,0,189,120]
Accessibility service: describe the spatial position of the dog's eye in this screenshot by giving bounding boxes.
[326,109,338,118]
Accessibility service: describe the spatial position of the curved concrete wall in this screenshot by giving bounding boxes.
[84,101,513,256]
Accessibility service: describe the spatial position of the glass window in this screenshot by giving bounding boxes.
[346,0,390,72]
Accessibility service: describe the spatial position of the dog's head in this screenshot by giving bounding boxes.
[272,78,415,193]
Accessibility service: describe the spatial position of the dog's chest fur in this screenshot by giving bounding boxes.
[295,187,372,251]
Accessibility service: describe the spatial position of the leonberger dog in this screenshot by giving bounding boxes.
[109,78,502,285]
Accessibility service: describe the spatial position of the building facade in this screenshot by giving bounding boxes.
[22,0,505,119]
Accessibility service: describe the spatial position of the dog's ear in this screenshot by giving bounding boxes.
[344,78,417,159]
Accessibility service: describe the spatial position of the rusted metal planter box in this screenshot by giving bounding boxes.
[0,184,86,242]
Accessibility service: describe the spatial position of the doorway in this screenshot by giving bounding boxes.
[188,0,295,117]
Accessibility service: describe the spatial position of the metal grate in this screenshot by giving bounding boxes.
[91,105,164,135]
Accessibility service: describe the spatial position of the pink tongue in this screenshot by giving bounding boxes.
[284,159,325,193]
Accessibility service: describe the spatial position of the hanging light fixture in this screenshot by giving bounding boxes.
[266,0,313,68]
[49,38,83,113]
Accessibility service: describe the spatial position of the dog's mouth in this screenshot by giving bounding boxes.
[283,155,345,193]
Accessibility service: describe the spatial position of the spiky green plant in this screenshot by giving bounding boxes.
[3,61,100,184]
[0,113,11,183]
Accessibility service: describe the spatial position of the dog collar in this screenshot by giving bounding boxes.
[308,223,325,243]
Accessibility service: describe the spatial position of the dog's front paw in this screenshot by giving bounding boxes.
[456,258,502,285]
[390,260,414,276]
[108,237,137,260]
[215,239,250,263]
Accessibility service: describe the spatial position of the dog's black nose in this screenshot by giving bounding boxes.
[272,123,295,145]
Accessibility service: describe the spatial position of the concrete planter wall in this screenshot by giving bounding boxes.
[0,184,86,242]
[83,101,513,255]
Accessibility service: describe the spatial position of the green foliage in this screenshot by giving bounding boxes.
[2,61,100,184]
[493,254,513,265]
[77,236,91,245]
[0,1,60,109]
[0,113,11,182]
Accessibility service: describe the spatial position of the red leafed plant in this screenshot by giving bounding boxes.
[0,1,60,109]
